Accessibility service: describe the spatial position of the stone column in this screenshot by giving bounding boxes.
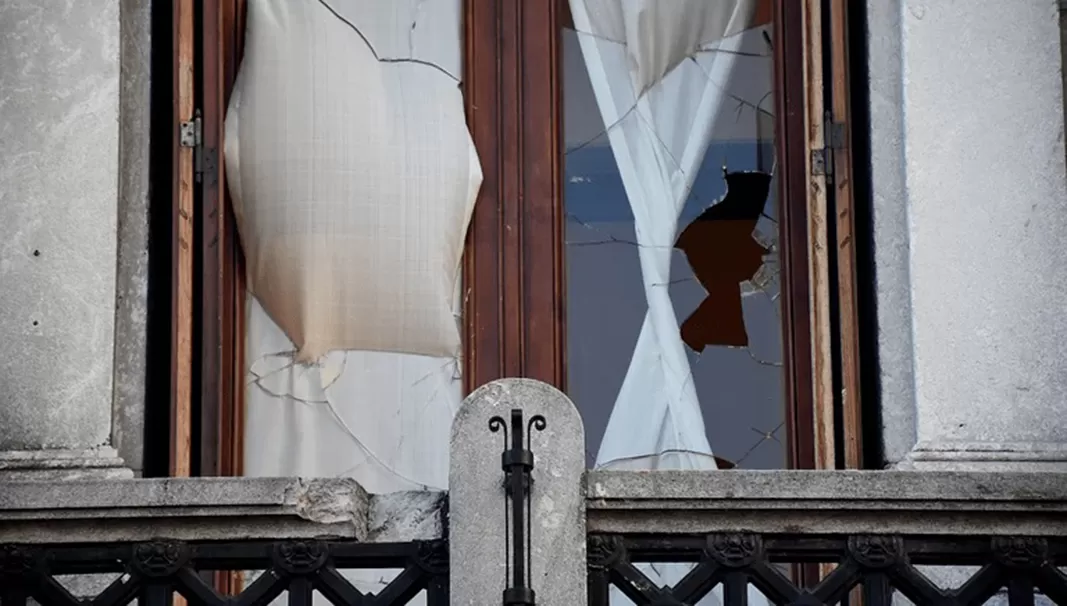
[0,0,146,480]
[450,379,587,605]
[867,0,1067,470]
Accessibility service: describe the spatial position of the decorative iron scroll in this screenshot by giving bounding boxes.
[587,533,1067,605]
[490,408,546,606]
[0,538,448,606]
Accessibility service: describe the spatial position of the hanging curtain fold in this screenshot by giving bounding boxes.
[226,0,479,364]
[571,0,750,472]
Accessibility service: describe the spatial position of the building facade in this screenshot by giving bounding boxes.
[2,1,1067,604]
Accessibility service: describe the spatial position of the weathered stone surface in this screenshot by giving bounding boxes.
[368,490,447,542]
[0,447,132,481]
[0,477,374,543]
[111,0,153,475]
[0,0,120,453]
[0,477,448,545]
[865,0,1067,470]
[450,378,586,606]
[0,0,148,480]
[587,469,1067,535]
[897,442,1067,472]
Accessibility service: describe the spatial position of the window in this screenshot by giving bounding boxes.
[157,0,865,482]
[561,1,785,470]
[461,0,863,472]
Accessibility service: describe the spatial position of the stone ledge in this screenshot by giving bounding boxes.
[896,440,1067,471]
[586,470,1067,535]
[0,448,134,480]
[0,477,446,544]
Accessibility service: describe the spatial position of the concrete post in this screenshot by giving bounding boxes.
[449,378,587,605]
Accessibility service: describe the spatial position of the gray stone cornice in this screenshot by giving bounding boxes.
[586,470,1067,536]
[4,471,1067,545]
[0,477,445,544]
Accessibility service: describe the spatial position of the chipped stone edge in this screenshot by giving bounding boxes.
[0,477,381,544]
[368,490,448,542]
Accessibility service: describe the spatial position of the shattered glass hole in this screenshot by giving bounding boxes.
[676,169,772,352]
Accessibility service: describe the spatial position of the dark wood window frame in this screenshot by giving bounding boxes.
[163,0,863,479]
[460,0,845,471]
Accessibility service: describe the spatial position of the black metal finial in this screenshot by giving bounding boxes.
[490,408,545,606]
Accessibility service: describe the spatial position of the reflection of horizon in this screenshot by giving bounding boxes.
[565,140,777,225]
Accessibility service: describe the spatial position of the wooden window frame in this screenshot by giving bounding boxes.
[168,0,864,478]
[462,0,567,392]
[198,0,247,480]
[164,0,246,479]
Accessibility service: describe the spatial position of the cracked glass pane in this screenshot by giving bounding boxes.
[563,0,784,470]
[235,0,471,498]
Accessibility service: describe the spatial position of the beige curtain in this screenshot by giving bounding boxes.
[225,0,478,600]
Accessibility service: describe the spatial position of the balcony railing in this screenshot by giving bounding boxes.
[0,478,449,606]
[585,470,1067,605]
[586,532,1067,605]
[0,538,448,606]
[4,470,1067,605]
[5,384,1067,605]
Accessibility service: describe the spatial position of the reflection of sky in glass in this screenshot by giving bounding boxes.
[566,140,777,224]
[563,27,785,470]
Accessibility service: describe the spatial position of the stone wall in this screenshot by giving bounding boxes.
[0,0,151,478]
[865,0,1067,470]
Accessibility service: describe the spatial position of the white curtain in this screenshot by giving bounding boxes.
[570,0,752,471]
[570,0,770,603]
[226,0,477,600]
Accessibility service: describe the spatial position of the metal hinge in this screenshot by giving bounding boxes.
[179,111,201,148]
[812,114,846,182]
[179,111,217,184]
[826,120,847,150]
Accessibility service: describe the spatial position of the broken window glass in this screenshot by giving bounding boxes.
[231,0,475,499]
[563,0,785,472]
